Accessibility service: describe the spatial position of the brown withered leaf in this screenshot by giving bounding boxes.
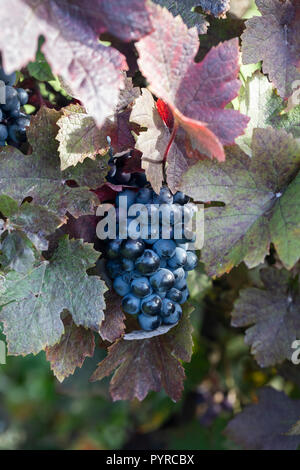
[90,306,194,401]
[46,313,95,382]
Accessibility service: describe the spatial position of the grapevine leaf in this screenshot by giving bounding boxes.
[180,128,300,276]
[198,0,230,18]
[0,107,109,222]
[231,267,300,367]
[225,387,300,450]
[8,202,63,252]
[136,5,249,161]
[0,236,107,355]
[0,0,151,127]
[57,77,139,170]
[241,0,300,98]
[0,231,37,274]
[152,0,209,33]
[90,306,194,401]
[46,313,95,382]
[235,72,282,156]
[100,291,126,343]
[271,104,300,139]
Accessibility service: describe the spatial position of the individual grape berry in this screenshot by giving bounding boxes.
[16,88,29,105]
[141,294,162,315]
[0,69,16,86]
[121,258,135,272]
[162,303,182,325]
[120,238,145,260]
[153,186,173,204]
[135,249,160,275]
[113,275,131,297]
[168,247,187,269]
[106,260,123,279]
[173,191,190,205]
[138,313,161,331]
[161,298,176,317]
[16,116,31,129]
[153,239,176,258]
[106,239,122,259]
[0,124,8,142]
[172,267,185,283]
[166,287,183,303]
[131,277,152,298]
[174,276,187,291]
[184,251,198,271]
[2,86,19,112]
[136,187,153,204]
[150,268,175,293]
[122,294,141,315]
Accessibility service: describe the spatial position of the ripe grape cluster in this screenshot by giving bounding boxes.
[0,66,30,147]
[104,184,198,332]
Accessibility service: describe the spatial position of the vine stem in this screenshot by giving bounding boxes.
[162,121,179,183]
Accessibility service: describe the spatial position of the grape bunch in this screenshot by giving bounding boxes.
[104,185,198,331]
[0,66,30,147]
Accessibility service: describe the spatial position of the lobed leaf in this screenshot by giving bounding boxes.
[0,236,107,355]
[231,267,300,367]
[136,5,249,161]
[180,128,300,276]
[56,76,139,170]
[241,0,300,98]
[0,0,151,127]
[90,306,194,401]
[0,107,109,223]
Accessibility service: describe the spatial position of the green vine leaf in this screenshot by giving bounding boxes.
[180,128,300,276]
[0,236,107,356]
[0,107,109,223]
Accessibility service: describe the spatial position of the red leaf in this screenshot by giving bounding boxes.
[136,5,249,161]
[0,1,151,127]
